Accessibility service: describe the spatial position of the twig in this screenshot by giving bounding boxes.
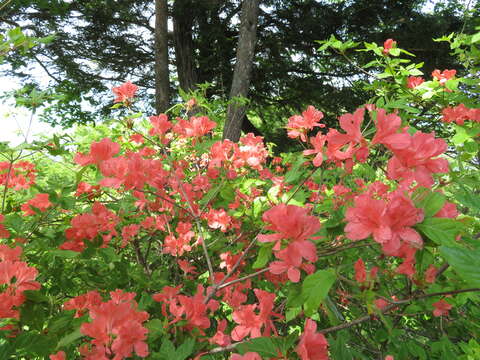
[216,268,269,291]
[319,287,480,334]
[204,234,258,303]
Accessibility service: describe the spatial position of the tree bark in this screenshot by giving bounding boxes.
[223,0,260,142]
[172,0,198,93]
[154,0,170,114]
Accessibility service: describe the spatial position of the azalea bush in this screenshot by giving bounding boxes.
[0,30,479,360]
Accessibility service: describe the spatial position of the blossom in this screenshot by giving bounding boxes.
[231,289,278,341]
[326,107,368,171]
[60,202,120,252]
[174,116,216,138]
[269,241,317,282]
[235,133,269,170]
[345,190,424,255]
[383,38,396,55]
[231,304,263,341]
[425,265,437,283]
[434,201,459,219]
[64,290,103,318]
[112,81,138,103]
[354,258,366,283]
[80,290,149,359]
[0,161,37,190]
[386,131,449,187]
[375,298,389,310]
[296,319,329,360]
[0,246,40,319]
[442,104,480,125]
[303,132,326,167]
[74,138,120,167]
[406,76,424,89]
[149,114,173,136]
[49,351,66,360]
[432,69,456,85]
[371,109,410,150]
[432,299,452,317]
[287,106,324,142]
[258,204,321,247]
[21,193,52,216]
[205,208,232,232]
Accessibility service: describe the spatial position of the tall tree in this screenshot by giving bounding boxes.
[1,0,476,145]
[223,0,260,142]
[154,0,169,114]
[172,0,198,93]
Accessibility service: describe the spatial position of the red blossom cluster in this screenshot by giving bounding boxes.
[153,284,219,334]
[259,204,320,282]
[0,161,36,190]
[231,289,280,341]
[112,81,138,104]
[406,76,425,89]
[21,193,52,216]
[11,79,467,358]
[208,134,268,174]
[442,103,480,125]
[0,245,40,319]
[431,69,456,85]
[296,319,329,360]
[0,215,10,238]
[60,202,120,251]
[65,290,149,359]
[382,38,396,55]
[345,187,424,253]
[432,299,452,317]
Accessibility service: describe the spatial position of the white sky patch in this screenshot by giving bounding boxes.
[0,64,58,146]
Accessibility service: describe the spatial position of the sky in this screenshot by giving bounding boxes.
[0,71,59,146]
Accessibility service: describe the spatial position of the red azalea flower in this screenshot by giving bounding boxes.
[354,258,367,283]
[112,81,138,103]
[383,38,396,55]
[296,319,329,360]
[432,299,452,317]
[406,76,424,89]
[432,69,456,85]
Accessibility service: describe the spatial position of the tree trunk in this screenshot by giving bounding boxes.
[172,0,198,93]
[154,0,169,114]
[223,0,260,142]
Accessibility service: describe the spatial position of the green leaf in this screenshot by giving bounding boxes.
[57,327,83,348]
[453,187,480,215]
[301,269,336,317]
[439,246,480,286]
[50,249,79,259]
[237,337,281,358]
[408,340,427,360]
[416,218,463,246]
[284,154,306,183]
[471,32,480,44]
[252,244,272,269]
[23,290,49,303]
[452,125,470,145]
[175,338,195,360]
[159,338,176,359]
[414,188,446,217]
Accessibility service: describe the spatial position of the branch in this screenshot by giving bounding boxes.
[217,268,269,291]
[32,54,61,83]
[319,287,480,334]
[204,234,259,303]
